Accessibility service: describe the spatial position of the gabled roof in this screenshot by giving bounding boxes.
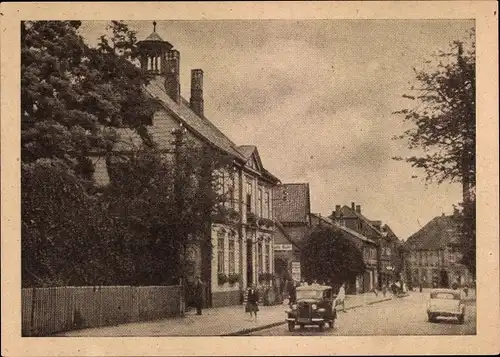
[237,145,264,172]
[145,77,247,160]
[310,213,377,245]
[334,205,384,237]
[332,205,358,219]
[274,183,311,224]
[405,215,461,250]
[237,145,256,159]
[382,224,400,242]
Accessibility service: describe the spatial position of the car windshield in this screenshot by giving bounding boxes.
[296,290,322,300]
[431,292,459,300]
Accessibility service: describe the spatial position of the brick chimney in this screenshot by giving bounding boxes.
[351,202,355,211]
[356,205,361,214]
[190,69,204,117]
[165,50,181,103]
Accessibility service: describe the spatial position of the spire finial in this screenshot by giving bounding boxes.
[153,21,157,32]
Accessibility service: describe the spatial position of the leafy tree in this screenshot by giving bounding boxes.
[21,20,154,177]
[103,137,233,286]
[393,29,475,274]
[21,20,235,288]
[21,20,155,287]
[302,226,366,286]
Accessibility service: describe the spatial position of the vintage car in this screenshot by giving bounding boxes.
[426,288,465,324]
[285,284,336,331]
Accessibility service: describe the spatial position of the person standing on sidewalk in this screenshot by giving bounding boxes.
[246,284,259,321]
[335,283,346,313]
[194,277,204,315]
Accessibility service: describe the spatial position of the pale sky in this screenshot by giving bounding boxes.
[79,20,473,240]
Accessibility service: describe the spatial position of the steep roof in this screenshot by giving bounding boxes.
[237,145,265,173]
[144,31,165,42]
[274,183,311,224]
[145,77,247,160]
[237,145,256,159]
[310,213,377,245]
[382,223,400,242]
[337,205,384,237]
[405,215,461,250]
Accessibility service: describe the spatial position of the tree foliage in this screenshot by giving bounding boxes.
[393,29,476,275]
[21,21,233,287]
[393,30,475,193]
[302,226,366,285]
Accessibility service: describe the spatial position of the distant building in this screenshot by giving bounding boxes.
[273,183,312,282]
[90,24,280,307]
[273,221,303,282]
[310,214,378,294]
[403,214,473,288]
[381,223,404,281]
[330,203,402,288]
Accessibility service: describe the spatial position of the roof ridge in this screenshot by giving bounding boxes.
[343,205,384,236]
[145,79,245,160]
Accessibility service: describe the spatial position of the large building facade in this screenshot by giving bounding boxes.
[403,214,474,289]
[91,24,280,307]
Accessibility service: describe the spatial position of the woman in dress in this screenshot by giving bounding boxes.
[246,284,259,321]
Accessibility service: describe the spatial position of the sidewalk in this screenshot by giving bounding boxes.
[56,292,394,337]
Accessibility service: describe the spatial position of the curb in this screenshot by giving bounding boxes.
[221,321,287,336]
[224,297,398,336]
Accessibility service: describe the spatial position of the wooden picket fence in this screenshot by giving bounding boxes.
[21,285,182,336]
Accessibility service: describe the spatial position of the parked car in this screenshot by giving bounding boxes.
[426,288,465,324]
[285,284,337,332]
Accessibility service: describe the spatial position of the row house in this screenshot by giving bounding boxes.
[309,214,379,294]
[273,183,312,283]
[403,214,474,289]
[272,185,382,294]
[330,203,402,289]
[90,24,280,307]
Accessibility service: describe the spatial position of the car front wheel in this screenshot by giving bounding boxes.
[318,323,324,332]
[428,313,436,322]
[458,314,465,324]
[288,321,295,332]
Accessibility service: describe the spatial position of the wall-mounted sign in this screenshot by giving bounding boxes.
[274,244,293,251]
[291,261,301,281]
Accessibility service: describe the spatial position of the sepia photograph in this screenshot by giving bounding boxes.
[1,1,498,356]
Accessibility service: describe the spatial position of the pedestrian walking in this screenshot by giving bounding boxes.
[463,284,469,297]
[194,277,204,315]
[246,284,259,321]
[335,282,346,313]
